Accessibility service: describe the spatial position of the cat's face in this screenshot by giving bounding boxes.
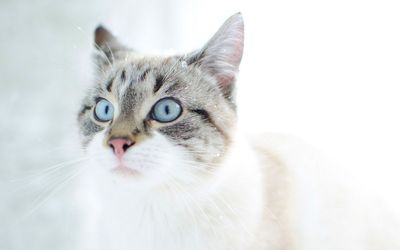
[77,13,243,189]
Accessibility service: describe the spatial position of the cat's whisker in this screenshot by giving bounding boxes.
[13,149,105,173]
[19,165,84,222]
[4,160,88,200]
[8,166,70,207]
[163,56,182,82]
[2,157,90,183]
[1,152,108,199]
[34,144,80,153]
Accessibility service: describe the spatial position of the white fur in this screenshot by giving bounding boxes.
[78,130,400,250]
[250,133,400,250]
[78,129,265,250]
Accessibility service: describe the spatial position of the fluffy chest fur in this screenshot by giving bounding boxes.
[80,138,265,250]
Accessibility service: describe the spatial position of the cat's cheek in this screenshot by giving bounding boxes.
[123,132,181,173]
[85,131,118,171]
[120,132,192,185]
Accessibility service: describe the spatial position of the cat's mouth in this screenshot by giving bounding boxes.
[111,165,139,176]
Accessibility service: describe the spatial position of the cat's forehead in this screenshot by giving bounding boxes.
[94,55,212,114]
[100,57,168,96]
[97,55,210,102]
[105,56,176,84]
[107,56,187,84]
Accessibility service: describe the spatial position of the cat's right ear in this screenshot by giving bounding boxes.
[94,25,130,67]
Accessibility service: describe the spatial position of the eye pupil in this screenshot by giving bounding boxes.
[105,105,109,114]
[164,105,170,115]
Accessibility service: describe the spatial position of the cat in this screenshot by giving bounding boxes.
[77,13,400,250]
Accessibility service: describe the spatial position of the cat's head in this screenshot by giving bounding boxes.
[77,13,244,189]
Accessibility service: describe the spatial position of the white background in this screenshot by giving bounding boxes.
[0,0,399,249]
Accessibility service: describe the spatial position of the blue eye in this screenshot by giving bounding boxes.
[151,98,182,123]
[94,98,114,122]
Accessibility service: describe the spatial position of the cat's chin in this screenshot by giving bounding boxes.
[111,165,140,177]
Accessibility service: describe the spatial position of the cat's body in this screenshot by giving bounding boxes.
[79,132,399,250]
[77,13,399,250]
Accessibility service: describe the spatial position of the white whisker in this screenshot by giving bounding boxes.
[18,164,84,223]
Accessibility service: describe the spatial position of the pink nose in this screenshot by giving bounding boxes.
[108,138,134,160]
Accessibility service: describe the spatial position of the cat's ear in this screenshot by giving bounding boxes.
[94,25,130,66]
[186,13,244,99]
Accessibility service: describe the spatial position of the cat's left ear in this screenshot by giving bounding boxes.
[94,25,130,66]
[186,13,244,99]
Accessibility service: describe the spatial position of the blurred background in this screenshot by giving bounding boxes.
[0,0,399,249]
